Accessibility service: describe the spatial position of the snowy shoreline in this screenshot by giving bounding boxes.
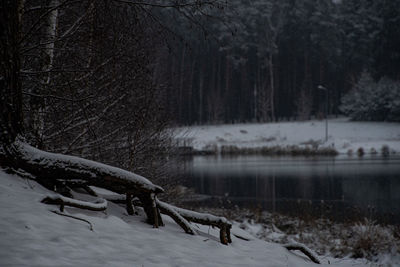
[176,118,400,156]
[0,168,380,267]
[2,168,400,266]
[191,206,400,266]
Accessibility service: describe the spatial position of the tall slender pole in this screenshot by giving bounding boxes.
[318,85,328,142]
[325,91,328,142]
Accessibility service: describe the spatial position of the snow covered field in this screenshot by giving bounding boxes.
[177,118,400,155]
[0,169,369,267]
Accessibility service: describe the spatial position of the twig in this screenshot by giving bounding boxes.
[51,210,93,231]
[233,233,251,241]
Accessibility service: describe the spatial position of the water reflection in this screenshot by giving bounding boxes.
[183,155,400,223]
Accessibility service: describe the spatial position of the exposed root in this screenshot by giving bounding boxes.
[41,194,107,212]
[51,210,94,231]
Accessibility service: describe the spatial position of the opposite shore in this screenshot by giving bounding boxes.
[175,118,400,157]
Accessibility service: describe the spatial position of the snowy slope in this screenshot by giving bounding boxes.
[177,118,400,154]
[0,169,365,266]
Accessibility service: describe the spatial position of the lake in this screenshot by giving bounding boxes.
[181,155,400,223]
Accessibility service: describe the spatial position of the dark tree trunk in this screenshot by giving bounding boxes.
[0,0,23,149]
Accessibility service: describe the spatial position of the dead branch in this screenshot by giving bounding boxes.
[156,199,196,235]
[233,234,251,241]
[283,243,320,264]
[5,140,163,225]
[172,206,232,245]
[41,194,107,212]
[156,200,231,244]
[82,185,98,196]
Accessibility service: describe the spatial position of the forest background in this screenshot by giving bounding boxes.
[13,0,400,188]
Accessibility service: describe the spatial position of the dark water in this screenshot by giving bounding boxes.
[182,155,400,223]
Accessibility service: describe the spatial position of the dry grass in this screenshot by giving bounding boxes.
[190,206,400,262]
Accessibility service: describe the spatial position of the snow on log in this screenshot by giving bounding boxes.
[173,206,230,227]
[10,140,163,194]
[88,186,127,203]
[283,242,320,264]
[41,194,107,212]
[161,203,232,245]
[156,199,197,235]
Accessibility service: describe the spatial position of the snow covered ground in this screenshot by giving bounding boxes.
[0,169,369,267]
[176,118,400,155]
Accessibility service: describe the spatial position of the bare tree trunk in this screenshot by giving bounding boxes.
[178,45,186,121]
[29,0,59,148]
[0,0,23,149]
[268,54,275,121]
[198,58,204,124]
[213,53,222,123]
[86,1,95,68]
[43,0,59,79]
[225,55,231,123]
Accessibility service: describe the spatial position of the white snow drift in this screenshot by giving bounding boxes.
[0,169,366,266]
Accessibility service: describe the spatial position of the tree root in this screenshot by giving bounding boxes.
[41,194,107,212]
[156,199,196,235]
[51,210,94,231]
[156,199,231,244]
[5,140,234,245]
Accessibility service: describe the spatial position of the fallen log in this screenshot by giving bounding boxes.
[103,195,230,244]
[6,140,163,224]
[41,194,107,212]
[283,242,320,264]
[157,202,231,245]
[8,140,163,195]
[172,206,232,244]
[4,140,234,245]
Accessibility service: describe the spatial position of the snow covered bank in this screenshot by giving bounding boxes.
[176,118,400,155]
[0,169,365,266]
[196,207,400,267]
